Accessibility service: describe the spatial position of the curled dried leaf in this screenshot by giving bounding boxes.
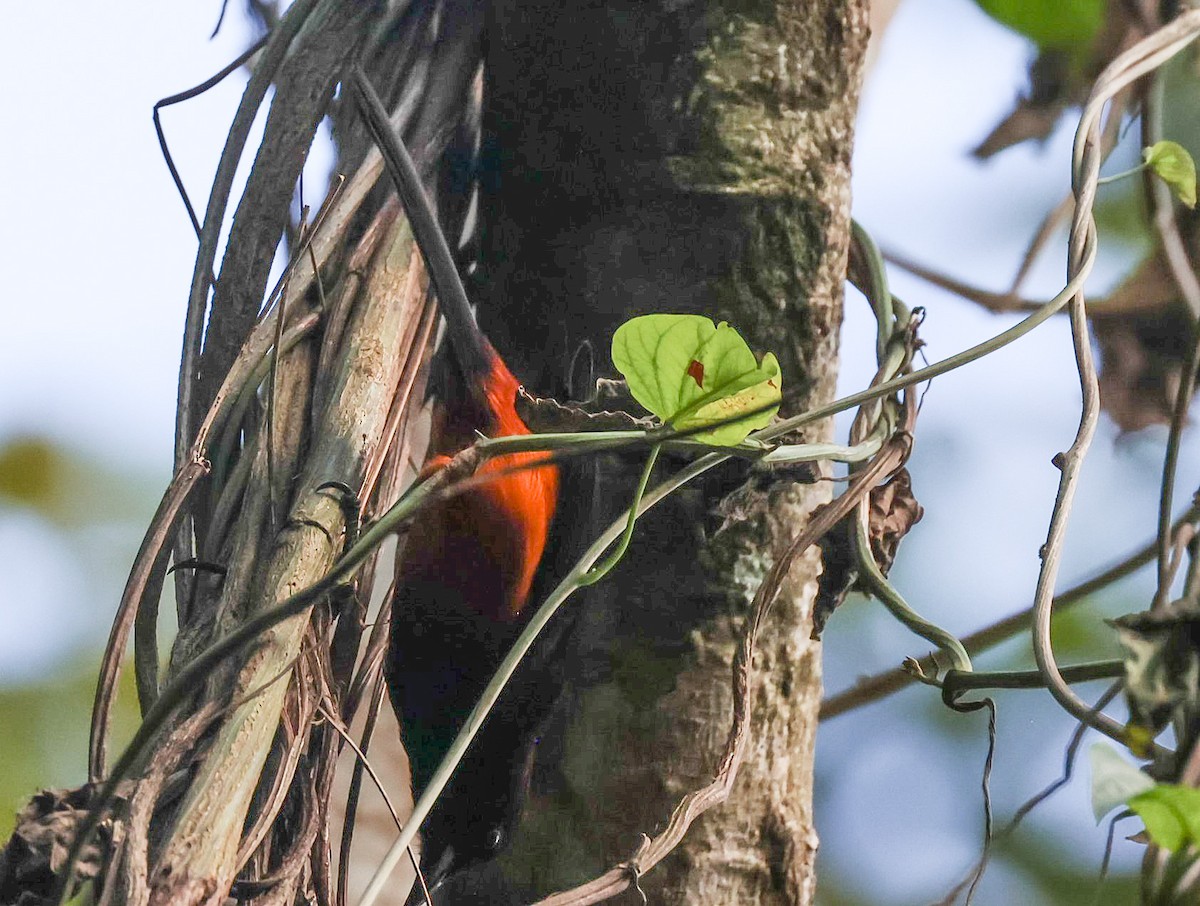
[866,468,924,575]
[0,784,132,906]
[1094,303,1193,432]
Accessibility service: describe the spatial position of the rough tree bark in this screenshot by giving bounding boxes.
[476,0,869,902]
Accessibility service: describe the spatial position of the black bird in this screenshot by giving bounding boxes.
[353,9,593,899]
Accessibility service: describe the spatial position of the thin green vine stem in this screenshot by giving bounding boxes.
[759,225,1098,443]
[478,425,883,465]
[840,241,962,670]
[759,433,885,464]
[851,218,897,360]
[1096,162,1149,186]
[942,660,1124,696]
[821,498,1200,720]
[849,350,969,676]
[852,460,971,675]
[851,329,911,438]
[478,431,647,456]
[580,443,662,586]
[477,230,1085,469]
[354,451,727,906]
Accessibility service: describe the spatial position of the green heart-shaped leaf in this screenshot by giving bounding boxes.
[611,314,782,446]
[1144,140,1197,208]
[1129,784,1200,852]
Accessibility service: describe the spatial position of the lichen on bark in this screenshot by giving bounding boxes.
[482,0,870,903]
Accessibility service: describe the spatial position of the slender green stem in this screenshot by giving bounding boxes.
[476,231,1090,467]
[580,444,661,586]
[1096,162,1148,185]
[759,226,1098,443]
[354,452,727,906]
[942,660,1123,696]
[761,432,886,465]
[821,501,1200,720]
[854,495,973,675]
[478,431,646,455]
[479,426,880,465]
[851,219,897,360]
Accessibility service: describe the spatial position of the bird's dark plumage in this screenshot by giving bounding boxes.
[354,10,589,899]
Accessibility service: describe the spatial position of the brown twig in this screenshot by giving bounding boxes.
[174,0,320,455]
[335,651,389,906]
[315,697,431,906]
[89,458,208,782]
[885,251,1042,314]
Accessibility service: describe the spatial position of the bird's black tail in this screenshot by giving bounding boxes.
[354,7,601,901]
[352,0,494,392]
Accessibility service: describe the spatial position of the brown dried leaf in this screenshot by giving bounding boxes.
[1099,248,1184,317]
[814,514,857,639]
[0,784,132,905]
[973,53,1070,159]
[1094,301,1193,432]
[813,469,924,638]
[866,468,924,575]
[973,2,1146,159]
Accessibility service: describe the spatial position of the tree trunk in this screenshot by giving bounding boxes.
[478,0,869,902]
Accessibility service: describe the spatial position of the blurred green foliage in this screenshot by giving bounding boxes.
[1093,179,1152,252]
[0,663,139,839]
[1128,784,1200,851]
[1050,603,1124,661]
[974,0,1105,52]
[0,434,156,838]
[1001,831,1139,904]
[0,438,67,512]
[1162,53,1200,165]
[0,435,156,529]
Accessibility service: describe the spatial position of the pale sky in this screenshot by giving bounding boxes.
[1,1,1193,901]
